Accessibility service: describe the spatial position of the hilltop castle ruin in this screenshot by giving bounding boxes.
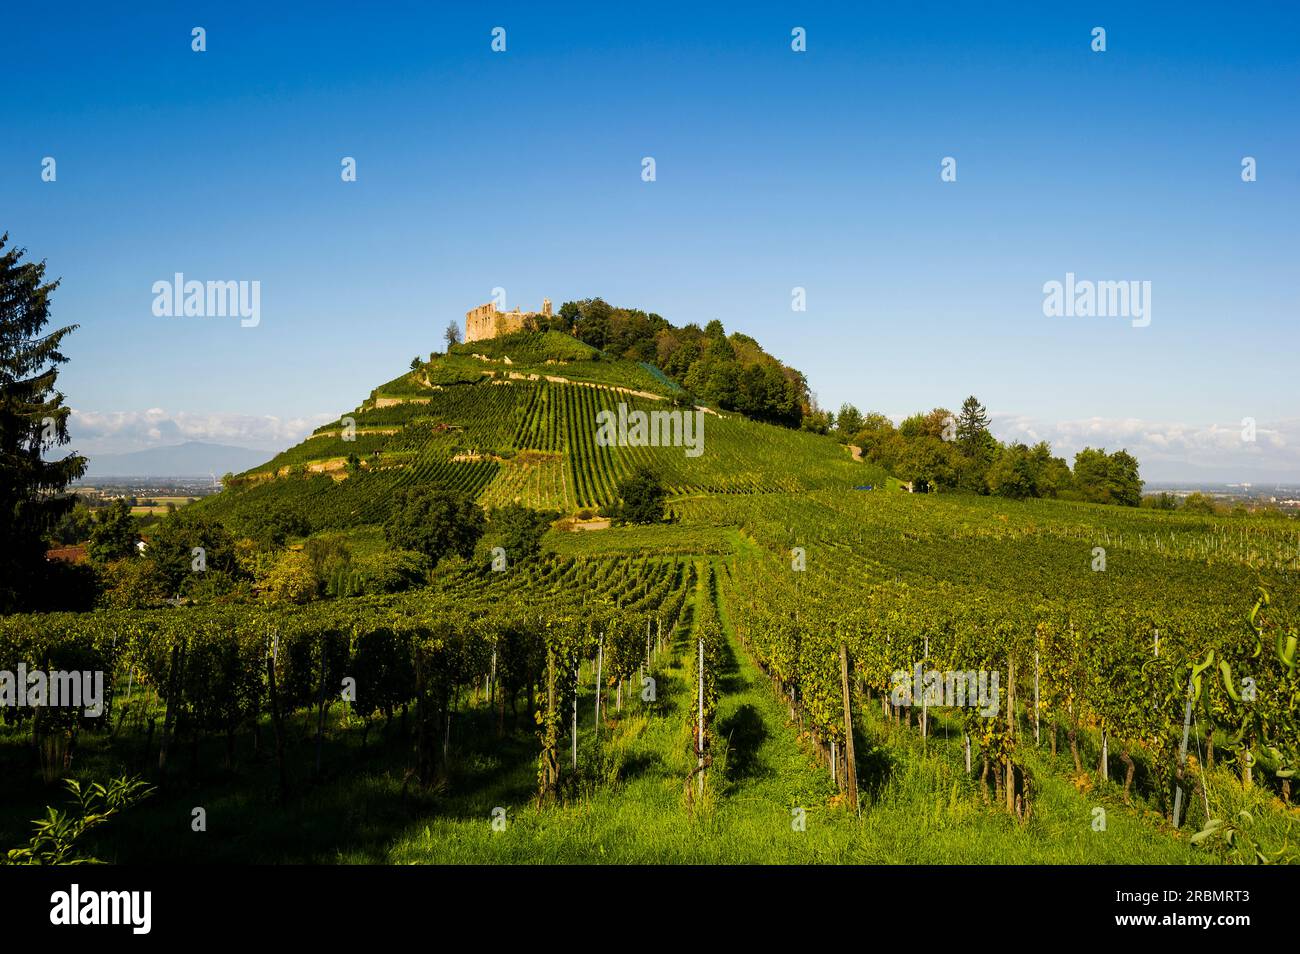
[464,298,552,343]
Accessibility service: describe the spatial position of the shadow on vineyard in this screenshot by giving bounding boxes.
[849,731,896,804]
[717,705,768,782]
[0,700,548,863]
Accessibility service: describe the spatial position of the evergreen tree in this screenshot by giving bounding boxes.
[955,395,991,453]
[953,395,995,492]
[0,234,85,612]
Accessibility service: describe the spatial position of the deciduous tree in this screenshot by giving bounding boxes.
[384,485,486,567]
[613,466,667,524]
[87,499,140,564]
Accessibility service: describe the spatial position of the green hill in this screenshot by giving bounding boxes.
[198,332,891,531]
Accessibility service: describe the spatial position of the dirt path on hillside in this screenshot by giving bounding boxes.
[378,371,722,417]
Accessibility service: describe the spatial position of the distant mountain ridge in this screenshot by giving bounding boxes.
[79,441,268,478]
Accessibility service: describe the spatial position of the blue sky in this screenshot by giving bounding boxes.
[3,1,1297,481]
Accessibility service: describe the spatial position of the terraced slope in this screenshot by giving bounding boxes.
[197,335,891,530]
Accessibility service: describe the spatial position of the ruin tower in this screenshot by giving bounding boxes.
[464,302,498,343]
[464,297,551,343]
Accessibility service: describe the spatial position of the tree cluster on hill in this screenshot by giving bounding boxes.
[83,502,443,607]
[82,501,441,608]
[525,299,807,427]
[839,395,1144,505]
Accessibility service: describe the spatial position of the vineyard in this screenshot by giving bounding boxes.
[4,338,1297,865]
[5,483,1298,862]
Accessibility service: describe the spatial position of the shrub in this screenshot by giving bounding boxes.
[349,550,430,594]
[99,558,169,609]
[488,504,555,566]
[86,500,139,564]
[303,534,352,580]
[256,551,320,605]
[147,512,240,593]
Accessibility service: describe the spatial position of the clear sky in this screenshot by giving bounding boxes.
[3,1,1297,482]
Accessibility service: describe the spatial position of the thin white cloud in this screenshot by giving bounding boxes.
[989,413,1300,483]
[70,408,332,455]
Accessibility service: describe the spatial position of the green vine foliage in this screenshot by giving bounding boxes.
[0,554,696,793]
[719,493,1299,818]
[4,775,154,865]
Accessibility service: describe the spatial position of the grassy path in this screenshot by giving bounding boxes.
[384,558,847,862]
[375,554,1204,862]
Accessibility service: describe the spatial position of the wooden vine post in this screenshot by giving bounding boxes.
[1006,655,1016,813]
[697,637,705,799]
[1173,672,1195,828]
[594,636,603,731]
[839,641,858,811]
[1033,650,1040,746]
